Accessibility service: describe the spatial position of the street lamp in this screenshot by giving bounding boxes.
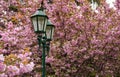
[31,1,55,77]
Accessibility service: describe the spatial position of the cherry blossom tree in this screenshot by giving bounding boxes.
[0,0,38,76]
[0,0,120,77]
[45,0,120,76]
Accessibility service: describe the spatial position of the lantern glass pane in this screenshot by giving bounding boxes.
[32,17,37,32]
[51,26,54,39]
[38,17,47,32]
[38,17,44,31]
[43,18,47,32]
[46,26,51,40]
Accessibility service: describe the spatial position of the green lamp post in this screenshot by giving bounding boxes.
[31,2,55,77]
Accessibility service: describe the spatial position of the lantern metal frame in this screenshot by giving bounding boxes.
[31,9,48,33]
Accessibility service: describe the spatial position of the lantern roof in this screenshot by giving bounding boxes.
[47,20,55,27]
[31,8,48,18]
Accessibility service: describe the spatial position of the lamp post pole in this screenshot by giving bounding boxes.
[42,43,46,77]
[37,35,47,77]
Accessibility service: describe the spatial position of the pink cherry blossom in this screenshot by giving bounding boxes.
[0,63,6,72]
